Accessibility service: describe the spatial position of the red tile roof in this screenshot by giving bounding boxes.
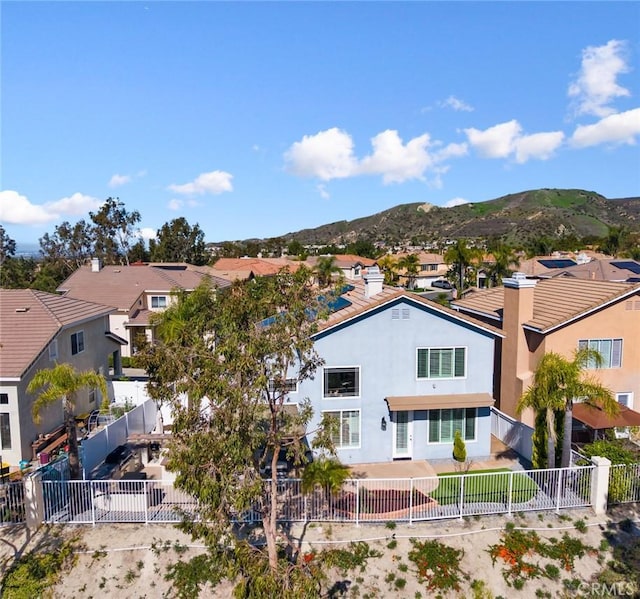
[0,289,115,379]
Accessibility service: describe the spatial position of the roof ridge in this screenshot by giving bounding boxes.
[31,289,64,327]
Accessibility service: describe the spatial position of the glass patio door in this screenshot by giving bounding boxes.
[392,411,413,459]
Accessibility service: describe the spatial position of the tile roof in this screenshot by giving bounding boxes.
[58,263,231,311]
[551,259,640,282]
[316,281,503,337]
[0,289,115,379]
[452,278,640,333]
[211,257,302,277]
[305,254,377,269]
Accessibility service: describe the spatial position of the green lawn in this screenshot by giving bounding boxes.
[430,468,538,505]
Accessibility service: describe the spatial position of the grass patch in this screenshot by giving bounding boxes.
[431,468,538,505]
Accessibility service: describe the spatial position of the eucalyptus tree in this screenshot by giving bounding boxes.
[150,217,208,265]
[517,349,618,469]
[90,197,141,265]
[139,267,337,593]
[28,364,107,479]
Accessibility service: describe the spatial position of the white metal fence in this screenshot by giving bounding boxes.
[38,466,594,525]
[0,481,25,524]
[491,407,534,461]
[608,463,640,505]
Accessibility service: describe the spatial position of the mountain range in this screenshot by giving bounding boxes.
[280,189,640,246]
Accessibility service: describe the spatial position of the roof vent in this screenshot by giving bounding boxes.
[512,272,527,280]
[15,307,30,313]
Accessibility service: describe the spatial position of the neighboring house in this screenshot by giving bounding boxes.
[0,289,126,468]
[58,260,231,357]
[294,267,504,464]
[306,254,378,281]
[395,253,449,288]
[551,258,640,283]
[451,274,640,431]
[211,256,303,281]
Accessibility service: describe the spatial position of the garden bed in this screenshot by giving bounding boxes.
[334,488,437,519]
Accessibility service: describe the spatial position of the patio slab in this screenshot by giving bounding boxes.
[349,460,436,480]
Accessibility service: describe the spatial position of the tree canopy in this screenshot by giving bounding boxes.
[149,217,208,265]
[139,267,338,593]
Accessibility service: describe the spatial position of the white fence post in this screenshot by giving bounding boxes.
[409,478,413,526]
[507,471,513,516]
[555,469,563,513]
[91,481,96,526]
[24,473,44,530]
[590,456,612,515]
[355,480,360,527]
[459,475,465,520]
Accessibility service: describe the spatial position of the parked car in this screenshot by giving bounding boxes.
[432,280,453,290]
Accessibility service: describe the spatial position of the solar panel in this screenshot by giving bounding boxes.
[538,259,577,269]
[328,297,352,312]
[611,261,640,275]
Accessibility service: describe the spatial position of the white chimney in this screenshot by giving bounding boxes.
[363,266,384,298]
[91,257,102,272]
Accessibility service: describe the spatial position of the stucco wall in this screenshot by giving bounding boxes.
[298,298,496,465]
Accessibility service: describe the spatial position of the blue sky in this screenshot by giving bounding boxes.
[2,2,639,247]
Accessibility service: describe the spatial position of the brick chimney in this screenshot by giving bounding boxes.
[500,273,537,425]
[364,266,384,298]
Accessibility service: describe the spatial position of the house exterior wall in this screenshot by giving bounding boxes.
[109,313,131,357]
[498,284,640,427]
[540,300,640,411]
[3,315,117,467]
[298,298,496,465]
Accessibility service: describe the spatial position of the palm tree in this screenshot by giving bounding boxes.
[397,254,420,289]
[28,363,107,479]
[315,256,341,287]
[376,254,398,285]
[301,456,350,515]
[517,349,619,469]
[444,240,482,293]
[486,244,520,287]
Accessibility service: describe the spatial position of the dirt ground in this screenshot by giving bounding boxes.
[1,505,639,598]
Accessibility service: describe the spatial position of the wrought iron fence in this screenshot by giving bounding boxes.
[608,464,640,504]
[35,465,595,525]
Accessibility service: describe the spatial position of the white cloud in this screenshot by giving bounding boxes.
[109,174,131,188]
[440,95,474,112]
[570,107,640,148]
[0,190,56,225]
[138,227,157,241]
[359,130,433,184]
[445,197,470,208]
[568,40,631,118]
[285,128,467,185]
[168,170,234,195]
[514,131,565,163]
[465,120,564,163]
[46,192,102,215]
[464,120,522,158]
[0,190,102,225]
[284,128,357,180]
[317,184,330,200]
[168,199,183,211]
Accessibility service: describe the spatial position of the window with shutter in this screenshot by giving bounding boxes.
[578,338,623,369]
[417,348,466,379]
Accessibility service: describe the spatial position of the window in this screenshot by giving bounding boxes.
[0,413,11,450]
[428,408,476,443]
[324,410,360,448]
[268,379,298,394]
[151,296,168,309]
[48,339,58,361]
[88,389,97,404]
[71,331,85,355]
[417,348,465,379]
[578,339,622,368]
[0,394,8,405]
[324,367,360,397]
[616,393,633,408]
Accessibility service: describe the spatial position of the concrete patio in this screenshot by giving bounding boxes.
[347,436,526,481]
